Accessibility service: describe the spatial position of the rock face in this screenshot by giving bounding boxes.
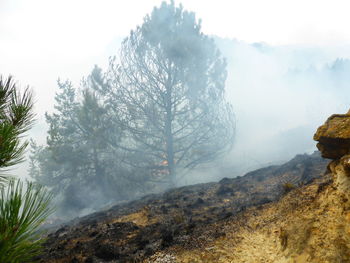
[315,109,350,196]
[313,110,350,159]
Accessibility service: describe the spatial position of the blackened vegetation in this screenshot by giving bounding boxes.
[39,152,328,262]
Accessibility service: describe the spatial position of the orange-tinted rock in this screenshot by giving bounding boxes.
[314,110,350,159]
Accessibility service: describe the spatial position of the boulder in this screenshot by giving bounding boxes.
[314,110,350,159]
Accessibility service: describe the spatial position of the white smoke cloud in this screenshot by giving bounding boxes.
[215,39,349,174]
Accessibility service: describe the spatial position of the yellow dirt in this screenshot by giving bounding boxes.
[110,207,158,227]
[152,173,350,263]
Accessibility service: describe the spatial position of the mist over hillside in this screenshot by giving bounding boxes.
[3,2,350,261]
[15,38,349,187]
[178,38,349,184]
[213,39,348,176]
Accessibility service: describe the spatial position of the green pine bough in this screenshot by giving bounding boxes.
[0,180,52,263]
[0,75,53,262]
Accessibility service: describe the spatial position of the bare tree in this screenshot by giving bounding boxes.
[93,1,235,186]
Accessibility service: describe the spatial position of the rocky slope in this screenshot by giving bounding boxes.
[39,110,350,263]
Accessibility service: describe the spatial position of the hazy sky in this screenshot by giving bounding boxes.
[1,0,350,117]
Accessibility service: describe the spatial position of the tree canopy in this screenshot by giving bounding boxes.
[30,1,235,216]
[96,1,235,185]
[30,77,152,216]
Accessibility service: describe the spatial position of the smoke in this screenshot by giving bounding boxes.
[177,39,350,185]
[18,37,350,191]
[215,39,348,175]
[13,21,350,216]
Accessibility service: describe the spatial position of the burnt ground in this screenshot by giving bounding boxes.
[38,152,329,263]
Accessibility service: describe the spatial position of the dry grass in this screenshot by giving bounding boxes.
[110,207,158,227]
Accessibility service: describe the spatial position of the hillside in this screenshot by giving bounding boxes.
[170,110,350,263]
[39,152,327,262]
[39,110,350,262]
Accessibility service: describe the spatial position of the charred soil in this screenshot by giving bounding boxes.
[39,152,328,263]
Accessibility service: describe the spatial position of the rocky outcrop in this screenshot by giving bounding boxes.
[315,109,350,197]
[313,109,350,159]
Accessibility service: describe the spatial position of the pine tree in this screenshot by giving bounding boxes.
[97,1,235,186]
[0,75,52,263]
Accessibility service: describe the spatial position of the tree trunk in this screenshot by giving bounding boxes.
[165,117,176,186]
[92,145,105,195]
[165,74,176,187]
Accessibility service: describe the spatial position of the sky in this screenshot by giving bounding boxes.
[1,0,350,178]
[1,0,350,116]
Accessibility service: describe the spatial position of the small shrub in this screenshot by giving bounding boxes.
[282,182,296,194]
[279,228,288,250]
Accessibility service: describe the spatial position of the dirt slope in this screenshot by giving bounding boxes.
[165,110,350,262]
[167,170,341,263]
[39,152,328,263]
[39,110,350,263]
